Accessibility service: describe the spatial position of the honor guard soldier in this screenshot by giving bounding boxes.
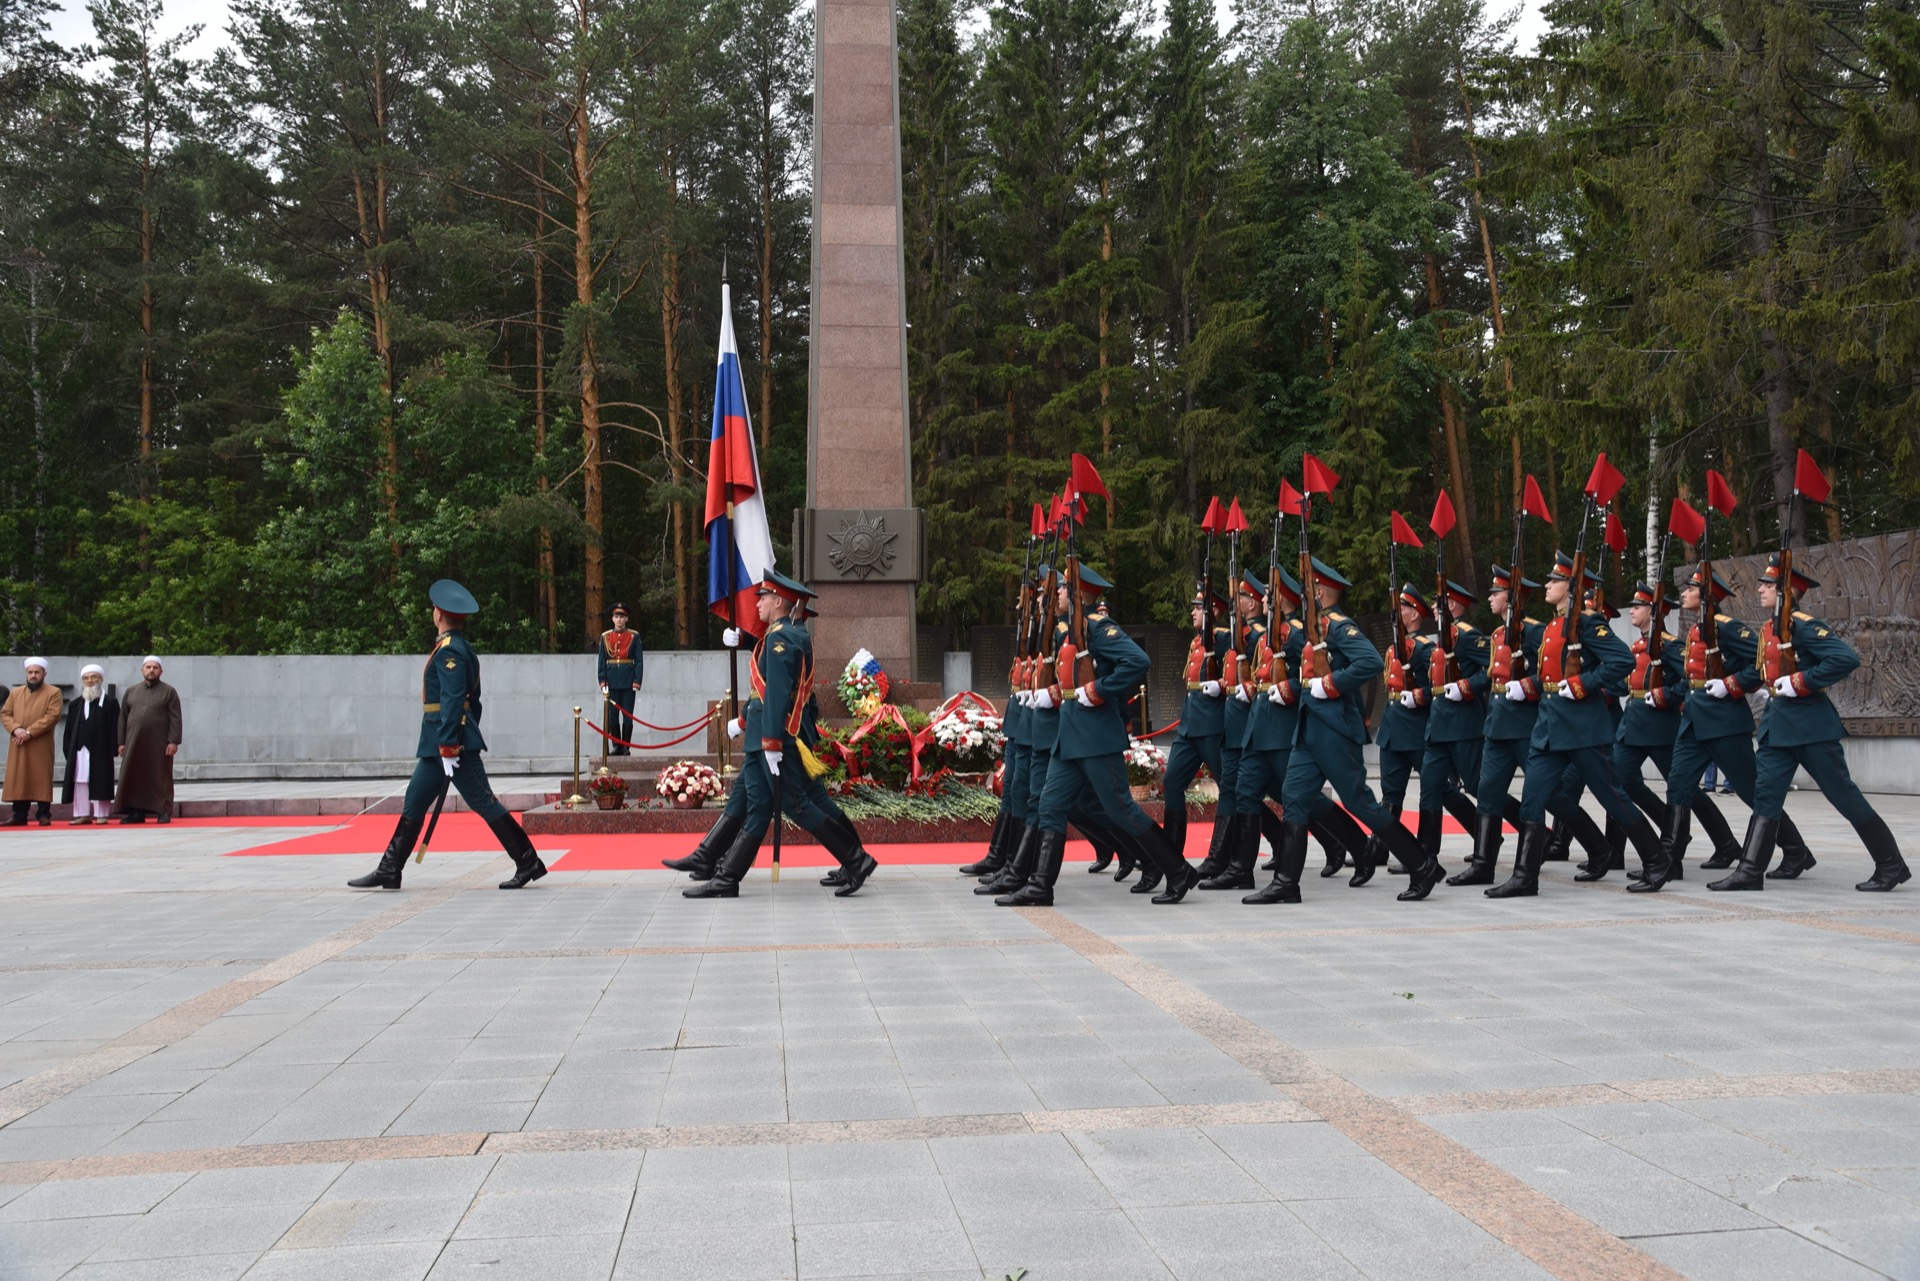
[1373,583,1480,880]
[1273,559,1443,902]
[349,579,548,891]
[1452,566,1540,885]
[1165,586,1233,875]
[597,603,643,755]
[1417,580,1491,880]
[679,571,878,899]
[1662,564,1818,878]
[1711,556,1911,892]
[1489,553,1669,898]
[1019,565,1195,905]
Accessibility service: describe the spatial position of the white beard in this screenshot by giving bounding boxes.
[82,685,102,703]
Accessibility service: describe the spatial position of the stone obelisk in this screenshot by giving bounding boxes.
[802,0,922,697]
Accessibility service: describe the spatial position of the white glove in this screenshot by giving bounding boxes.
[1308,677,1330,700]
[441,755,457,778]
[1706,678,1730,699]
[1235,685,1251,704]
[764,751,781,777]
[1556,681,1580,700]
[1267,684,1284,704]
[1200,680,1224,698]
[722,627,743,649]
[726,717,743,740]
[1773,675,1799,698]
[1505,682,1527,702]
[1643,692,1658,706]
[1031,688,1055,711]
[1398,691,1417,710]
[1075,685,1095,705]
[599,683,608,693]
[1444,682,1465,702]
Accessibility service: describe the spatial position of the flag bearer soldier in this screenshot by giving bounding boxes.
[1487,554,1670,897]
[1369,583,1480,881]
[597,603,643,755]
[1163,585,1233,876]
[1271,559,1443,902]
[1451,566,1541,885]
[1417,581,1492,883]
[1661,565,1818,879]
[349,580,548,891]
[1236,568,1370,902]
[1711,556,1911,892]
[1014,565,1196,905]
[680,571,878,899]
[1605,582,1743,875]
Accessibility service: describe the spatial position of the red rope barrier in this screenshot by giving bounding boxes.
[1134,720,1181,741]
[596,705,716,732]
[585,714,715,751]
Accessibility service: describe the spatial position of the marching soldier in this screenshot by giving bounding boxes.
[1451,566,1540,885]
[597,603,643,755]
[1165,586,1233,877]
[959,570,1032,883]
[1711,556,1911,892]
[1417,580,1491,883]
[1662,565,1818,878]
[1371,583,1481,881]
[1488,554,1669,898]
[1273,559,1442,901]
[349,579,548,891]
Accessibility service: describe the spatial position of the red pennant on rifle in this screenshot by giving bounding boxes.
[1390,511,1424,548]
[1224,497,1249,535]
[1605,509,1628,554]
[1048,493,1066,530]
[1584,453,1626,506]
[1794,449,1832,504]
[1522,474,1554,524]
[1429,490,1457,540]
[1030,503,1045,539]
[1668,498,1706,546]
[1069,452,1110,503]
[1302,454,1341,495]
[1277,479,1303,517]
[1200,495,1224,535]
[1706,469,1738,517]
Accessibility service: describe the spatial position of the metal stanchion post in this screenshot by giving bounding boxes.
[566,706,585,807]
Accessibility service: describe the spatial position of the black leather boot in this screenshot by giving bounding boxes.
[1443,791,1480,836]
[1856,815,1912,892]
[1775,814,1817,880]
[1543,817,1572,863]
[1579,817,1621,882]
[1129,832,1166,894]
[1244,821,1308,904]
[815,815,877,896]
[1336,806,1380,887]
[1662,802,1693,879]
[959,811,1014,877]
[1173,810,1212,878]
[1708,815,1775,891]
[999,829,1067,905]
[978,825,1039,894]
[1486,822,1549,898]
[489,814,549,889]
[683,821,761,898]
[1199,816,1256,890]
[1390,821,1443,901]
[1573,807,1615,866]
[665,808,745,880]
[1319,818,1348,877]
[348,814,422,890]
[1086,832,1115,873]
[1767,823,1818,879]
[1447,812,1503,886]
[1623,814,1672,892]
[1417,808,1444,877]
[1658,806,1683,880]
[1694,794,1741,869]
[1136,823,1199,904]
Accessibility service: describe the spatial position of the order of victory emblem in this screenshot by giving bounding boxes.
[826,510,899,580]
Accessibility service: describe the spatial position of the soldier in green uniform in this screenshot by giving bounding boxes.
[1418,581,1492,883]
[1662,565,1818,879]
[349,579,548,891]
[1014,565,1195,905]
[1370,583,1480,881]
[1165,587,1233,876]
[1711,556,1911,892]
[1451,566,1540,886]
[681,572,878,899]
[1273,559,1443,902]
[1489,553,1669,897]
[596,603,643,755]
[960,633,1029,882]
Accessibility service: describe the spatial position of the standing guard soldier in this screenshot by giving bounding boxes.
[1488,554,1669,897]
[1452,566,1540,885]
[597,603,643,755]
[1712,557,1911,892]
[1662,565,1818,879]
[1417,580,1490,882]
[1273,559,1443,902]
[1165,586,1233,876]
[349,579,548,891]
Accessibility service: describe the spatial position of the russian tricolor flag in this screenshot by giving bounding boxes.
[704,281,777,636]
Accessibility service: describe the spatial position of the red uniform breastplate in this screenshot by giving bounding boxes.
[1761,623,1786,684]
[1685,625,1707,684]
[1489,625,1513,684]
[602,629,635,661]
[1537,619,1570,685]
[1385,641,1406,695]
[1627,639,1651,694]
[1183,635,1207,685]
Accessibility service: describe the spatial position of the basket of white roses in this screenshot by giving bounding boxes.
[927,704,1005,776]
[1124,737,1167,800]
[655,760,725,809]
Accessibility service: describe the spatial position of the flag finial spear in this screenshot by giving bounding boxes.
[721,253,728,285]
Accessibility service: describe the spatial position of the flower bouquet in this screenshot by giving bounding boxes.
[926,704,1005,775]
[1124,737,1167,799]
[655,759,724,809]
[838,648,890,718]
[587,768,628,810]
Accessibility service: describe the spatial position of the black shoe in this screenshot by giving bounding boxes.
[1244,821,1308,904]
[681,878,739,898]
[819,867,848,887]
[1856,815,1912,892]
[1486,822,1548,898]
[1709,815,1775,892]
[959,813,1015,877]
[119,813,146,825]
[1448,813,1502,886]
[835,852,878,897]
[1086,841,1114,873]
[155,812,170,825]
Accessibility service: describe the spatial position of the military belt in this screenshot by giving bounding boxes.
[421,700,472,713]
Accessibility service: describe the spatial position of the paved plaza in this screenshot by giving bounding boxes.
[0,795,1916,1281]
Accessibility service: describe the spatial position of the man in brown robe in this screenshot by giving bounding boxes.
[117,656,181,823]
[3,658,63,826]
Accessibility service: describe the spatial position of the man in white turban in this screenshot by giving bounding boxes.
[117,656,181,823]
[3,658,63,826]
[62,665,118,824]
